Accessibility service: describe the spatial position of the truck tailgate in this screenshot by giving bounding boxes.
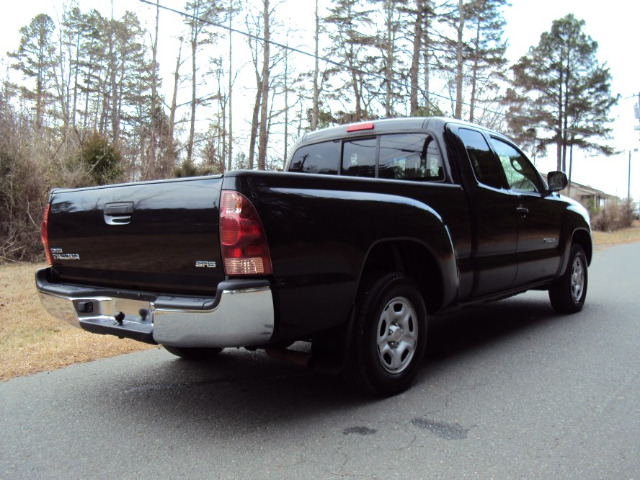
[46,176,224,295]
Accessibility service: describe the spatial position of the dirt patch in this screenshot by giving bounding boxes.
[2,222,639,381]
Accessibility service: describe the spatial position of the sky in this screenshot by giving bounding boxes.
[1,0,639,201]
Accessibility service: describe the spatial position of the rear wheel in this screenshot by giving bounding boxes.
[549,244,588,313]
[345,273,427,396]
[163,345,223,360]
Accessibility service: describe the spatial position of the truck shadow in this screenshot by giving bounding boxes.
[425,291,560,361]
[95,292,570,430]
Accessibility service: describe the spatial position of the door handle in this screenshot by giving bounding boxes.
[516,206,529,218]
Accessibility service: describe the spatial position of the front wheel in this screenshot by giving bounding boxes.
[163,345,224,360]
[345,273,427,396]
[549,244,588,314]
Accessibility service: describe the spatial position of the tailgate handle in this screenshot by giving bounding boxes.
[104,202,134,225]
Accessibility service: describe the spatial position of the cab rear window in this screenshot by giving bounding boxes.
[289,140,340,175]
[342,138,377,177]
[289,133,444,182]
[378,134,443,181]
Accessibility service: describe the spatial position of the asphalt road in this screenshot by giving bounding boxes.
[2,243,639,479]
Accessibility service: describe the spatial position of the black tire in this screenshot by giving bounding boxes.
[163,345,223,360]
[345,273,428,396]
[549,244,588,314]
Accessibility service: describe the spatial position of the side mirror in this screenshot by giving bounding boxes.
[547,171,567,192]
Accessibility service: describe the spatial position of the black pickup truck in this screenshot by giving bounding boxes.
[36,117,591,395]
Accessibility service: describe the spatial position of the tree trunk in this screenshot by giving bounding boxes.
[410,0,424,116]
[556,67,564,171]
[454,0,465,119]
[349,47,363,121]
[311,0,320,130]
[384,0,393,118]
[187,33,197,164]
[169,40,182,144]
[227,7,234,171]
[186,1,201,165]
[423,13,431,111]
[469,8,481,123]
[257,0,270,170]
[108,19,119,146]
[248,82,260,170]
[149,0,160,176]
[283,40,290,168]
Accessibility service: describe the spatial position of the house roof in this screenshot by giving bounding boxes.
[563,181,616,199]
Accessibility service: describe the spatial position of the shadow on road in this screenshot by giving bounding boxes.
[75,292,574,438]
[426,292,560,361]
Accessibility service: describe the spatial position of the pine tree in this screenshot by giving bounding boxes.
[408,0,426,115]
[8,14,58,131]
[505,14,618,171]
[436,0,507,121]
[325,0,376,122]
[466,0,508,124]
[370,0,408,118]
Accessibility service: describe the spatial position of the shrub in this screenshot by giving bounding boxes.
[591,199,634,232]
[0,98,49,262]
[80,132,123,185]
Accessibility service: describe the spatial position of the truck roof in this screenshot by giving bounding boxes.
[294,116,511,148]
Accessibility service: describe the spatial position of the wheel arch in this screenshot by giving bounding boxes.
[572,228,593,266]
[357,239,454,315]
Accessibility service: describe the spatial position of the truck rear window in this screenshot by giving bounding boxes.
[289,140,340,174]
[378,134,443,181]
[290,133,444,182]
[342,138,377,177]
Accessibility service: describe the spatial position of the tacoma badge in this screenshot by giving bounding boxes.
[50,248,80,261]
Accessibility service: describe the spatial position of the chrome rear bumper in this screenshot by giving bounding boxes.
[35,269,274,348]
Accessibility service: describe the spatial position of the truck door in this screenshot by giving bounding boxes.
[455,127,518,296]
[487,137,563,286]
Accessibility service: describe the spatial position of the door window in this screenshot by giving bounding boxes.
[458,128,505,189]
[489,138,541,193]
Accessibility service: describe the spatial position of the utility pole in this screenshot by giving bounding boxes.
[632,93,640,202]
[635,92,640,140]
[630,147,639,202]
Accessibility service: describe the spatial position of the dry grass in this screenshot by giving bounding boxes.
[592,220,640,249]
[2,222,639,382]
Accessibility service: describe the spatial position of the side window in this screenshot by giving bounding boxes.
[342,137,377,177]
[458,128,505,189]
[289,140,340,174]
[378,134,444,181]
[489,137,541,193]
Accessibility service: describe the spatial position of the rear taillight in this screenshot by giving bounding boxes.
[220,191,272,276]
[41,204,52,265]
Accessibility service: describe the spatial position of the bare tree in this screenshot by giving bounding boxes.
[183,0,224,164]
[325,0,375,122]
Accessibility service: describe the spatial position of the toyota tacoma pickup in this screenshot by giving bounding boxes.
[36,117,592,395]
